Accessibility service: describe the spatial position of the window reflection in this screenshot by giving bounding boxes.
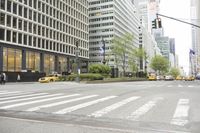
[26,51,40,72]
[44,54,55,74]
[3,48,22,72]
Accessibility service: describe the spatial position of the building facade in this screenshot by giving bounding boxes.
[190,0,200,74]
[89,0,140,72]
[0,0,89,81]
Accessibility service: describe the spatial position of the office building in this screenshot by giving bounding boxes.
[89,0,140,72]
[0,0,89,81]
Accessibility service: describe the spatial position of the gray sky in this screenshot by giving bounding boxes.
[160,0,191,74]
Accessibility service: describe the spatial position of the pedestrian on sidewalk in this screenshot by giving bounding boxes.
[2,72,6,85]
[0,72,2,85]
[17,74,21,82]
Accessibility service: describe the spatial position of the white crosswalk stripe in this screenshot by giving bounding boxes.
[0,93,63,105]
[0,92,35,98]
[127,97,164,120]
[26,95,98,112]
[0,93,48,101]
[0,91,21,95]
[89,96,140,118]
[0,94,79,109]
[54,96,117,115]
[171,99,189,126]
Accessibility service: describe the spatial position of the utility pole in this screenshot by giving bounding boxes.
[101,38,106,65]
[75,40,80,83]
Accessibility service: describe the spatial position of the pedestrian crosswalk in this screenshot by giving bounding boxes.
[0,90,193,127]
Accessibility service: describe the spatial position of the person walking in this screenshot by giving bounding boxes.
[0,73,2,85]
[17,74,21,82]
[2,72,6,85]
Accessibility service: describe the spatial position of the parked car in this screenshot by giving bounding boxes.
[165,75,174,81]
[196,74,200,80]
[176,76,183,80]
[148,74,156,81]
[38,74,61,83]
[185,76,195,81]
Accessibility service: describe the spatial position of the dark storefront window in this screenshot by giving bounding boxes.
[3,48,22,72]
[26,51,40,72]
[44,54,55,74]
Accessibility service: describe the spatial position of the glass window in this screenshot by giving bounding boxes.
[18,19,22,30]
[29,22,32,33]
[13,32,17,43]
[3,48,22,72]
[19,5,22,16]
[24,0,27,5]
[58,56,68,74]
[24,34,27,45]
[6,15,11,27]
[24,8,27,18]
[33,37,36,47]
[28,36,32,46]
[18,33,22,44]
[7,0,11,12]
[29,0,32,7]
[0,0,5,10]
[13,2,17,14]
[13,17,17,28]
[15,49,22,71]
[6,30,11,41]
[29,9,32,20]
[44,54,55,75]
[24,21,27,31]
[0,13,5,25]
[0,28,5,40]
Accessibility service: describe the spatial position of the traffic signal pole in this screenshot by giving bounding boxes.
[156,13,200,29]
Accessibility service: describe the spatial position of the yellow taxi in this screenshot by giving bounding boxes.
[176,76,183,80]
[184,76,195,81]
[38,74,61,83]
[148,74,156,81]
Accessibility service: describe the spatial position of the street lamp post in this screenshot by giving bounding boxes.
[75,40,80,83]
[101,38,106,65]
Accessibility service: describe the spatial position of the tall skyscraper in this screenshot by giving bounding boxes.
[0,0,89,79]
[89,0,140,71]
[191,0,200,74]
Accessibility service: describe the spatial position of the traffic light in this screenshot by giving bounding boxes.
[158,18,162,28]
[152,19,157,29]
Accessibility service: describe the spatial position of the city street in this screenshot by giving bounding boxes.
[0,81,200,133]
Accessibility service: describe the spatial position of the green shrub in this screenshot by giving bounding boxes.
[67,73,104,81]
[89,64,111,74]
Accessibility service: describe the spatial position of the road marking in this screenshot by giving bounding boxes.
[0,91,8,93]
[26,95,98,112]
[0,92,35,98]
[89,96,140,118]
[171,99,189,126]
[0,93,63,105]
[54,96,117,115]
[127,97,164,120]
[178,84,183,88]
[188,85,194,88]
[0,94,79,109]
[0,93,48,101]
[0,91,21,95]
[168,85,173,87]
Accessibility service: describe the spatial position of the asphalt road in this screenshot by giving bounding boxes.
[0,81,199,133]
